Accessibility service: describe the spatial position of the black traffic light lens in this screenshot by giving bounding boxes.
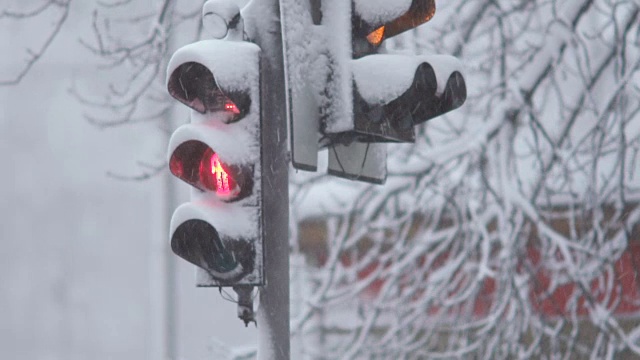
[171,219,255,281]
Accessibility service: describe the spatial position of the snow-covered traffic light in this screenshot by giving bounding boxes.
[166,39,263,287]
[323,0,466,143]
[281,0,466,183]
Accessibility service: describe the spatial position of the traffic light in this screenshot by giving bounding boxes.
[323,0,466,143]
[281,0,467,183]
[166,39,263,287]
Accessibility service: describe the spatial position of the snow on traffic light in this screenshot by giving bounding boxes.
[166,39,263,287]
[281,0,467,183]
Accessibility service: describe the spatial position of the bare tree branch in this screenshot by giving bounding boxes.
[291,1,640,358]
[0,0,71,86]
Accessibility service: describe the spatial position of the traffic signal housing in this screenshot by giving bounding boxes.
[281,0,467,183]
[346,53,466,144]
[322,0,466,144]
[166,39,263,287]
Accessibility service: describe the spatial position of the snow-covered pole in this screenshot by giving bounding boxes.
[243,0,290,358]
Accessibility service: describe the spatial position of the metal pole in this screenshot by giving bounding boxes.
[245,0,290,358]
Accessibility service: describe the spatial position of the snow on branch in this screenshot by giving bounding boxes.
[69,0,179,129]
[0,0,71,86]
[291,0,640,358]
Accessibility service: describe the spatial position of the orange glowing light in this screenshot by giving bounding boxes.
[367,26,386,46]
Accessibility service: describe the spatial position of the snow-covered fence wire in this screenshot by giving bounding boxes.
[291,0,640,359]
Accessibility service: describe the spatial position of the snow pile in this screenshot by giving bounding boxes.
[353,0,412,25]
[352,54,463,104]
[166,39,260,94]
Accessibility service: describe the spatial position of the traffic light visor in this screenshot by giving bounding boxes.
[347,54,467,142]
[167,61,249,121]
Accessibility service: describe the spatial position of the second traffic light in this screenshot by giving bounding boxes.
[166,39,263,287]
[281,0,467,183]
[322,0,467,144]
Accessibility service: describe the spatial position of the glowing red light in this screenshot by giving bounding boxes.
[170,141,244,200]
[211,153,231,196]
[198,148,237,198]
[224,101,240,115]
